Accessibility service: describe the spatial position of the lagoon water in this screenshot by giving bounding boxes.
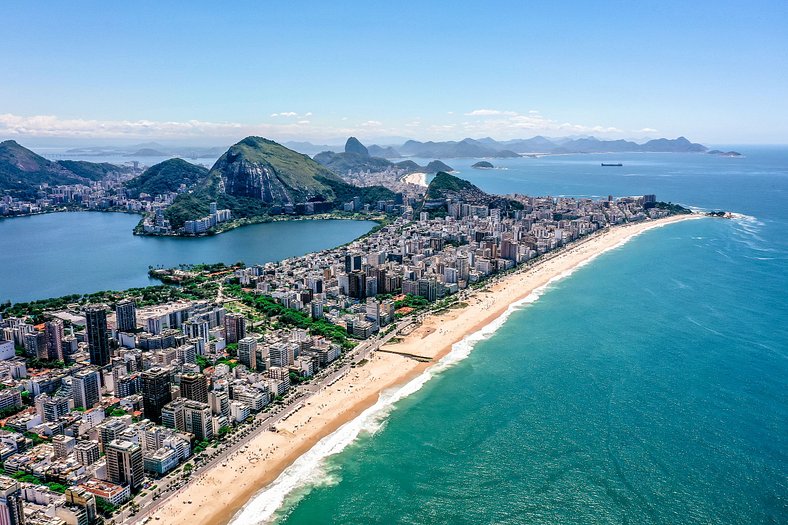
[0,214,376,303]
[240,149,787,525]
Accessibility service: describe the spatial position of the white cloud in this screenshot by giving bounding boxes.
[0,112,642,143]
[271,112,298,117]
[464,109,517,116]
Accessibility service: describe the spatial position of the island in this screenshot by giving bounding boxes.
[472,161,495,169]
[707,150,743,157]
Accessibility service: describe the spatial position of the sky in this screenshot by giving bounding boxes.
[2,1,787,146]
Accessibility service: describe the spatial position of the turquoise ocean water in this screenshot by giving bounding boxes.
[233,148,787,524]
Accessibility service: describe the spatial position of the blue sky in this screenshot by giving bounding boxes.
[2,1,786,145]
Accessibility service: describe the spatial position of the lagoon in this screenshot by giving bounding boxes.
[0,212,376,304]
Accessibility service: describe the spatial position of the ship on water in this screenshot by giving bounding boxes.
[601,162,623,166]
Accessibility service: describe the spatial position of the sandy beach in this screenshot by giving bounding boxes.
[148,214,700,525]
[402,172,427,187]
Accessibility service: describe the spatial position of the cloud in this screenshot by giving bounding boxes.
[0,112,641,143]
[464,109,517,116]
[270,112,298,117]
[457,110,623,137]
[635,127,658,133]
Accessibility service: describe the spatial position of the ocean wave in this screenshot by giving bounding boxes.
[227,221,677,524]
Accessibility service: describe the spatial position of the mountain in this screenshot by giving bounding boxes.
[164,137,396,228]
[367,145,401,158]
[425,171,522,212]
[472,161,494,169]
[127,148,169,157]
[0,140,129,198]
[399,138,520,158]
[344,137,369,156]
[314,137,452,176]
[395,136,708,156]
[640,136,707,152]
[124,158,209,197]
[425,160,454,172]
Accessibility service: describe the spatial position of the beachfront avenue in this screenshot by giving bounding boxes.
[0,191,687,523]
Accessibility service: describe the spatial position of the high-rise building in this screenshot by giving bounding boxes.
[35,393,70,422]
[348,271,367,300]
[23,331,46,360]
[74,441,100,467]
[84,306,110,367]
[44,319,64,361]
[344,253,362,273]
[224,313,246,344]
[105,440,144,490]
[179,373,208,404]
[183,400,213,441]
[0,476,24,525]
[64,486,97,525]
[52,434,76,459]
[115,300,137,333]
[141,367,171,424]
[72,369,101,409]
[237,337,257,370]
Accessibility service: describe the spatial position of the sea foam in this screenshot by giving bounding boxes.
[227,221,673,525]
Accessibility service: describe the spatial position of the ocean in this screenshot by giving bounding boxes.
[235,148,788,524]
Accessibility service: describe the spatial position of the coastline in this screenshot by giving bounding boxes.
[147,214,702,525]
[402,172,428,187]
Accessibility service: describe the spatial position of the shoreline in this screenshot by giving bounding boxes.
[147,214,702,525]
[402,172,428,187]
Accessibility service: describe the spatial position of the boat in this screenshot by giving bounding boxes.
[601,163,623,167]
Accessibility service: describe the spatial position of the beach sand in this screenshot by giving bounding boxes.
[148,214,700,525]
[402,172,427,187]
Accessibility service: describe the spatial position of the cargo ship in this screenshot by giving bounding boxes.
[601,163,623,167]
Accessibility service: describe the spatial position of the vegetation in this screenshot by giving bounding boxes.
[0,404,25,419]
[225,284,354,348]
[163,137,397,229]
[645,201,693,214]
[56,160,127,181]
[124,158,209,197]
[394,294,430,311]
[95,498,118,517]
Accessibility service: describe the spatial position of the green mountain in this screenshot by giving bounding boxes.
[124,158,209,197]
[425,171,522,212]
[0,140,130,198]
[164,136,396,228]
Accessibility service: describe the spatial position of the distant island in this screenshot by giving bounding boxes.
[472,161,495,169]
[707,150,743,157]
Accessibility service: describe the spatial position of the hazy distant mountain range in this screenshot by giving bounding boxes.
[56,135,714,160]
[313,137,452,175]
[309,136,710,158]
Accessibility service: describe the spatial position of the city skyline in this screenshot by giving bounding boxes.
[2,1,787,145]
